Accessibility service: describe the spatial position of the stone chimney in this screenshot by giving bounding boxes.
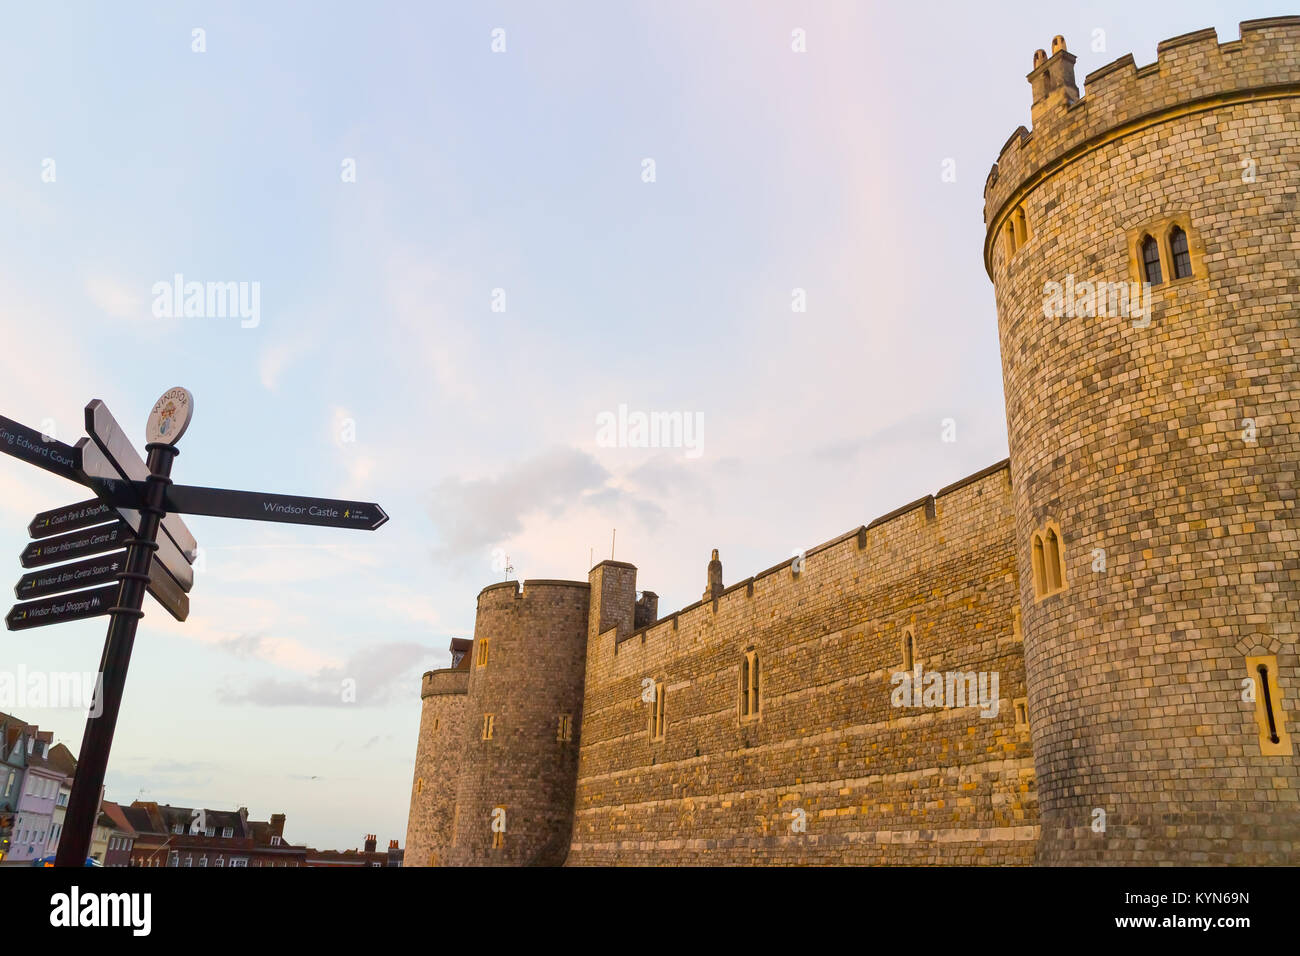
[634,591,658,629]
[270,813,285,839]
[703,549,723,602]
[1029,34,1078,127]
[364,833,377,853]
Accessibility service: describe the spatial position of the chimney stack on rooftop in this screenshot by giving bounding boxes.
[1029,33,1078,126]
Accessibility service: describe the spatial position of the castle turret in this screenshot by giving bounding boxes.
[403,645,470,867]
[445,579,591,865]
[986,20,1300,864]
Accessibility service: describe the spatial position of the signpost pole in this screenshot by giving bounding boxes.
[54,441,178,867]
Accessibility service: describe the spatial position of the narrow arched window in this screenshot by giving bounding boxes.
[1005,220,1017,257]
[1014,207,1029,246]
[1141,235,1162,284]
[740,651,760,721]
[1045,528,1062,591]
[902,630,915,670]
[739,655,750,718]
[1169,226,1191,279]
[1032,533,1047,598]
[1257,665,1280,745]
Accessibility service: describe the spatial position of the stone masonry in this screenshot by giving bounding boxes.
[405,19,1299,866]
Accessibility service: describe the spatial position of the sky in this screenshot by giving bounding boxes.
[0,0,1282,851]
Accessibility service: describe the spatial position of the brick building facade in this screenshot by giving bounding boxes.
[126,803,307,867]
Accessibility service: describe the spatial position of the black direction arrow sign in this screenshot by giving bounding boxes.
[21,521,132,569]
[6,584,117,631]
[0,414,82,483]
[28,499,116,539]
[16,550,126,600]
[164,485,389,530]
[12,551,187,622]
[85,401,198,561]
[144,557,188,622]
[79,440,193,593]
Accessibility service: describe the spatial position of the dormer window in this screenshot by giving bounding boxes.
[222,827,234,838]
[270,835,282,846]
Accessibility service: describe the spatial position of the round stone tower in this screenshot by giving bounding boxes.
[985,19,1300,864]
[404,665,469,867]
[446,579,591,866]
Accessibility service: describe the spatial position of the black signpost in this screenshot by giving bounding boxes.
[0,414,82,482]
[85,400,199,561]
[28,499,115,538]
[16,551,126,599]
[0,388,388,867]
[20,521,133,568]
[6,584,118,631]
[80,439,195,591]
[164,485,389,530]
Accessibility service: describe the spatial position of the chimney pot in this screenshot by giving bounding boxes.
[1029,33,1078,121]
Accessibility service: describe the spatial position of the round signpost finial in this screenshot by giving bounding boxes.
[146,387,194,445]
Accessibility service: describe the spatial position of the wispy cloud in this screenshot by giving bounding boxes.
[216,641,438,707]
[427,446,662,562]
[85,274,144,321]
[258,341,304,391]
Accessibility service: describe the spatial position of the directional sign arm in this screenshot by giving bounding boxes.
[84,402,198,561]
[6,585,118,631]
[0,414,82,482]
[28,499,116,539]
[163,485,389,530]
[78,441,193,592]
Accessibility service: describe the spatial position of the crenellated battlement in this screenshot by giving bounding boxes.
[983,16,1300,273]
[410,15,1300,867]
[476,578,590,611]
[608,458,1012,654]
[421,668,469,698]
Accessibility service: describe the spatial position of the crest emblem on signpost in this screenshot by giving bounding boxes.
[146,387,194,445]
[157,401,177,436]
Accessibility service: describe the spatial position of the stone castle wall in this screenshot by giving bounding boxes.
[987,18,1300,863]
[404,18,1300,867]
[445,580,590,865]
[568,463,1037,864]
[403,669,468,867]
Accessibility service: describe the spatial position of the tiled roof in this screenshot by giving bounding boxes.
[45,743,77,776]
[99,801,138,837]
[121,805,160,836]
